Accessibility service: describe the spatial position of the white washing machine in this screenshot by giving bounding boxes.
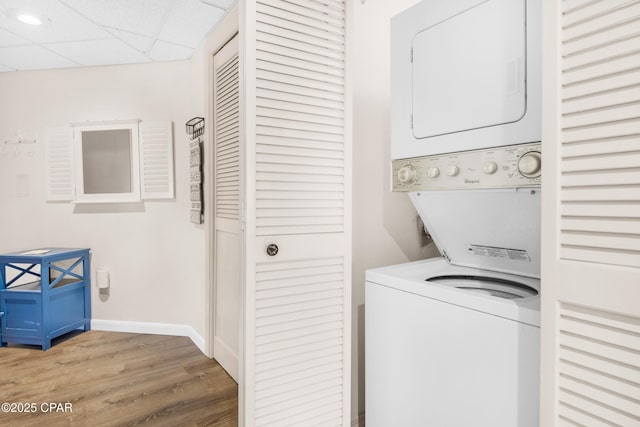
[366,258,540,427]
[366,143,541,427]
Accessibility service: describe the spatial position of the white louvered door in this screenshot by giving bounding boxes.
[213,34,241,382]
[241,0,351,425]
[540,1,640,425]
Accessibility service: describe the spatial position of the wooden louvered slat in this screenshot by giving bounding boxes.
[255,21,344,56]
[256,49,345,80]
[256,144,343,159]
[258,78,345,103]
[256,106,344,128]
[562,70,640,102]
[562,202,640,218]
[562,218,640,235]
[260,0,344,27]
[562,35,640,71]
[559,0,640,269]
[562,102,640,129]
[562,170,640,187]
[562,1,640,41]
[563,17,640,58]
[256,68,343,94]
[283,0,344,16]
[257,126,343,144]
[257,96,344,119]
[256,3,344,39]
[257,36,344,65]
[561,187,640,202]
[257,134,344,152]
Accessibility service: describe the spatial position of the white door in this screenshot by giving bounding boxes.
[213,34,240,382]
[540,1,640,425]
[240,0,351,425]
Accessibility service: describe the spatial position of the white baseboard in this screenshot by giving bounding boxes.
[91,319,206,355]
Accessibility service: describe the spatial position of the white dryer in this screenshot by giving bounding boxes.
[391,0,541,159]
[366,143,541,427]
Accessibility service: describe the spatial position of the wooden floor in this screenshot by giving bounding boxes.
[0,331,238,426]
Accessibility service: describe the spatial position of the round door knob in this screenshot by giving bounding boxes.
[483,161,498,174]
[397,164,417,184]
[427,167,440,178]
[266,244,279,256]
[518,151,542,178]
[446,165,460,177]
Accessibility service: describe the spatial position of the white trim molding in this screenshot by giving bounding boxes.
[91,319,206,355]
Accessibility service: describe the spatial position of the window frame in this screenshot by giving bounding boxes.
[73,121,141,203]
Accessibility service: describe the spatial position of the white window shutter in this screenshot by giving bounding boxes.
[139,121,174,199]
[45,126,75,201]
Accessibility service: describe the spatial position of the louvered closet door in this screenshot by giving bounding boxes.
[540,1,640,425]
[241,1,351,426]
[214,34,241,382]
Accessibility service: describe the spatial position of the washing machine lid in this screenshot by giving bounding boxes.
[409,188,540,278]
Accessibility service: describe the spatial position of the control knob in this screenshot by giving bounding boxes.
[446,165,460,177]
[518,151,542,178]
[483,161,498,174]
[397,164,417,184]
[427,167,440,178]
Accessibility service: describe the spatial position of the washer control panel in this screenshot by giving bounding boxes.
[392,143,541,191]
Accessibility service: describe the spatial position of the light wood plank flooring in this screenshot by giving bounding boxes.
[0,331,238,426]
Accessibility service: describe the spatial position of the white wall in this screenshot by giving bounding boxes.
[351,0,439,424]
[0,59,207,339]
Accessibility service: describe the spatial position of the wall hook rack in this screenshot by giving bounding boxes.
[3,136,37,145]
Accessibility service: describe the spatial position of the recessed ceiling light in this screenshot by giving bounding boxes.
[17,14,42,26]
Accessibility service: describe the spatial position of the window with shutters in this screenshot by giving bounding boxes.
[45,120,174,203]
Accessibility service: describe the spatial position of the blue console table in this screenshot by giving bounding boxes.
[0,248,91,350]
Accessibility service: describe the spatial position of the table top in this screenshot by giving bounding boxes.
[0,248,90,261]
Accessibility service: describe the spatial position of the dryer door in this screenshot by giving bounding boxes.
[411,0,526,139]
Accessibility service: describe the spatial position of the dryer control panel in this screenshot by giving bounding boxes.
[392,142,541,191]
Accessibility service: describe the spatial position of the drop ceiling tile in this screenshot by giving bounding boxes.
[0,27,29,47]
[45,38,150,67]
[0,44,78,70]
[0,0,109,43]
[149,39,193,61]
[60,0,174,37]
[107,27,154,53]
[158,0,224,48]
[200,0,237,8]
[0,0,234,72]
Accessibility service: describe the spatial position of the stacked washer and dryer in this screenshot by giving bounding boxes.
[365,0,542,426]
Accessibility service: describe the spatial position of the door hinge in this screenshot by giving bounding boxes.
[442,250,451,263]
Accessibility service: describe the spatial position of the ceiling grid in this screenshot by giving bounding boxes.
[0,0,236,72]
